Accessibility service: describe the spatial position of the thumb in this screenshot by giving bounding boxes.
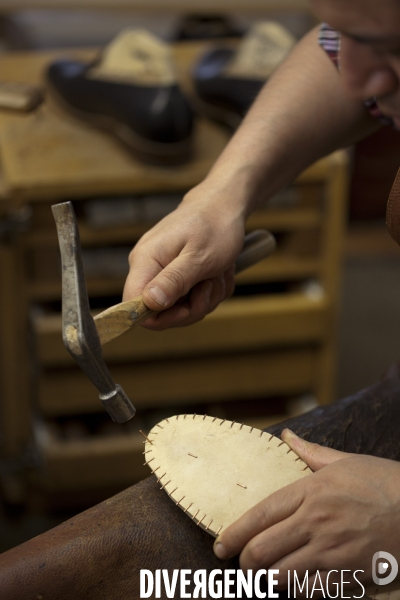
[281,429,352,471]
[141,254,205,311]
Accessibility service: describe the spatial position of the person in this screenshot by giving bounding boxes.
[122,0,400,594]
[3,370,400,600]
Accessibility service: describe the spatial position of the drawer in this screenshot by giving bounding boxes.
[23,180,326,302]
[25,226,323,301]
[27,181,324,242]
[34,423,147,492]
[37,345,319,417]
[34,292,330,366]
[32,391,315,493]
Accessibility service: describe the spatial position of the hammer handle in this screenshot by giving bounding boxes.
[94,230,276,346]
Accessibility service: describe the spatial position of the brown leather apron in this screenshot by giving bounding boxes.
[387,167,400,245]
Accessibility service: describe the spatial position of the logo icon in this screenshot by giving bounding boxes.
[372,552,398,586]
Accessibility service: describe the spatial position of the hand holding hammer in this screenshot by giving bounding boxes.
[52,202,276,423]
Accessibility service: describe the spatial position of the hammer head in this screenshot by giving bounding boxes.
[52,201,136,423]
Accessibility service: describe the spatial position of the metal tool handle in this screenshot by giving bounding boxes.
[94,230,276,345]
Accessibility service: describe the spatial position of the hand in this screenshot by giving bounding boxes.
[213,429,400,597]
[123,183,246,330]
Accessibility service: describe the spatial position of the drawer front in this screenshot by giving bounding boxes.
[34,293,329,366]
[38,346,319,417]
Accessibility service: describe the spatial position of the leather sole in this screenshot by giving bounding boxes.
[46,81,194,166]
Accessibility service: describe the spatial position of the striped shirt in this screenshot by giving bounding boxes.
[318,23,393,126]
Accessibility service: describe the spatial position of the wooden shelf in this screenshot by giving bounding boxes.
[0,0,311,13]
[0,38,345,205]
[35,410,298,492]
[38,346,318,417]
[28,257,322,301]
[35,292,329,366]
[36,430,147,491]
[24,206,322,248]
[236,256,321,283]
[0,35,349,502]
[246,207,322,231]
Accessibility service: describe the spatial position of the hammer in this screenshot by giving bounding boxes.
[52,201,276,424]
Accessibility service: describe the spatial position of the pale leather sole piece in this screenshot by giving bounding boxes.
[144,414,311,538]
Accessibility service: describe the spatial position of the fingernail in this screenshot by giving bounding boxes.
[147,286,168,306]
[214,542,228,560]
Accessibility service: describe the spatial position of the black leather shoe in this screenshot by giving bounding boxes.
[193,22,295,129]
[193,47,263,128]
[46,59,194,165]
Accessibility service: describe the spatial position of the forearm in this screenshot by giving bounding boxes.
[195,25,381,217]
[123,26,381,319]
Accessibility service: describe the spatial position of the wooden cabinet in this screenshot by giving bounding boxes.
[0,1,311,13]
[0,43,348,503]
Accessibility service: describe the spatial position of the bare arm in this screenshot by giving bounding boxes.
[202,26,380,214]
[123,26,380,329]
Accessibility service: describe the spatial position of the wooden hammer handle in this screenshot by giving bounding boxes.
[94,230,276,345]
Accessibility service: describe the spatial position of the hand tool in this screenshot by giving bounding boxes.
[52,201,276,424]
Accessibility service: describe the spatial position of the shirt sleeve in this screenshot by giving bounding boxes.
[318,23,340,68]
[318,23,393,126]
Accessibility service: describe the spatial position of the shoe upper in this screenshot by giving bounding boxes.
[47,60,194,145]
[193,48,264,119]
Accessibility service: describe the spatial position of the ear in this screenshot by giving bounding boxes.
[281,429,355,471]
